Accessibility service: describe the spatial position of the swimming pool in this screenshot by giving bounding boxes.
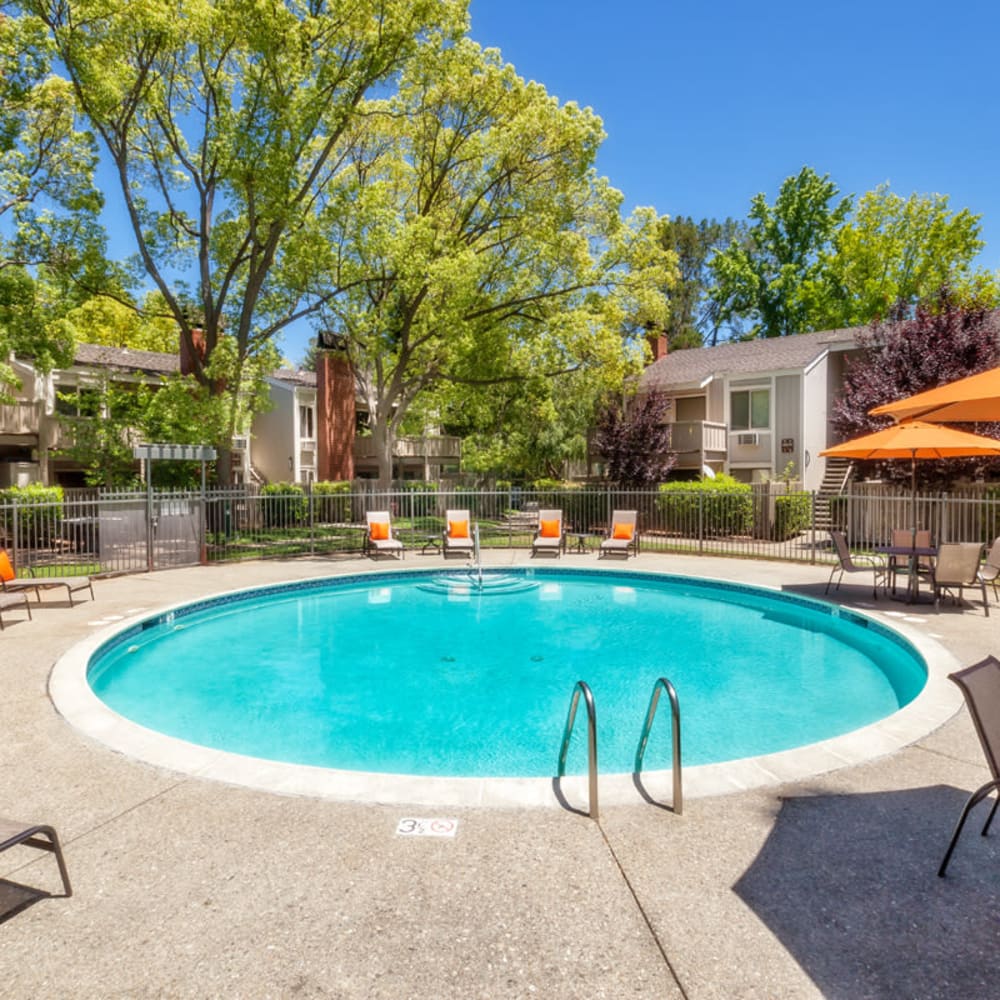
[81,568,926,784]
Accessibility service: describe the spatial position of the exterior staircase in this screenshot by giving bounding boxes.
[814,457,854,533]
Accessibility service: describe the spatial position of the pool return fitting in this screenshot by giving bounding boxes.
[557,677,683,821]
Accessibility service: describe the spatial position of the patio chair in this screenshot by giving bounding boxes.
[364,511,404,560]
[0,589,32,629]
[938,656,1000,876]
[531,509,563,558]
[887,528,933,596]
[442,509,474,559]
[929,542,988,616]
[825,530,887,599]
[977,537,1000,601]
[599,510,638,559]
[0,815,72,896]
[0,548,94,607]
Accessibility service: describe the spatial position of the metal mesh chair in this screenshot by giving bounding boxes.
[939,656,1000,876]
[825,531,887,598]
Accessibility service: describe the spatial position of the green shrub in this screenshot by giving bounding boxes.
[773,492,811,540]
[0,483,64,545]
[260,482,307,528]
[312,480,351,523]
[657,475,752,536]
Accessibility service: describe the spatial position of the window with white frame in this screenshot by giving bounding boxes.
[299,404,315,439]
[730,388,769,430]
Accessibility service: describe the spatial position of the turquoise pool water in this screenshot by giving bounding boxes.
[87,569,926,778]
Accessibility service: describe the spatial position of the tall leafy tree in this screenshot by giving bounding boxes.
[591,390,675,486]
[319,38,672,484]
[709,167,851,339]
[831,287,1000,487]
[823,185,994,326]
[21,0,468,480]
[0,12,104,399]
[658,215,742,348]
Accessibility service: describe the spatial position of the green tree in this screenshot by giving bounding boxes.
[23,0,468,481]
[658,215,742,348]
[0,12,104,399]
[709,167,852,338]
[823,185,994,326]
[65,290,180,352]
[319,39,672,484]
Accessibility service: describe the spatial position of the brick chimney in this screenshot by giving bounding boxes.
[317,351,356,481]
[180,327,207,376]
[647,332,668,363]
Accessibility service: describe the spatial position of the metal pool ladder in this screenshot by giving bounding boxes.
[635,677,683,815]
[558,681,599,820]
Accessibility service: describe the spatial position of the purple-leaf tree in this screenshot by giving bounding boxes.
[593,390,677,486]
[831,287,1000,486]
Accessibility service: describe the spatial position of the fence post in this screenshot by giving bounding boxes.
[308,481,315,556]
[810,490,817,565]
[11,500,18,569]
[698,491,704,554]
[199,463,208,566]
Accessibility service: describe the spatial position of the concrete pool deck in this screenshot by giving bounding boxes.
[1,550,998,998]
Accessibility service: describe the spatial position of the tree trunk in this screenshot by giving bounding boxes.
[372,418,394,488]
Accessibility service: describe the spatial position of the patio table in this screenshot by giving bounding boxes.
[876,544,937,604]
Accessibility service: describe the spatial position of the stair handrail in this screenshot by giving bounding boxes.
[557,680,598,820]
[634,676,682,815]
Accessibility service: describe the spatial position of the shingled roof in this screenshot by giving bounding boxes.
[73,343,179,376]
[640,326,861,394]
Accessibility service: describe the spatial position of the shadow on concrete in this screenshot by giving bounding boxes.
[733,786,1000,1000]
[0,879,54,924]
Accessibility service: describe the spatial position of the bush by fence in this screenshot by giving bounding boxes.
[773,492,812,541]
[657,476,753,537]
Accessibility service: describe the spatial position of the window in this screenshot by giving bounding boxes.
[730,389,769,430]
[299,404,315,439]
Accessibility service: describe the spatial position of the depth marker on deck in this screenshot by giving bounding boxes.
[396,817,458,838]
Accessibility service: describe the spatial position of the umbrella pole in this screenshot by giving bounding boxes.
[911,454,917,547]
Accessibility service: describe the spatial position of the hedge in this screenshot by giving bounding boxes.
[260,482,307,528]
[657,476,753,536]
[773,492,812,540]
[0,483,64,544]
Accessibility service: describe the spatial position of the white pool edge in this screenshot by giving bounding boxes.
[48,571,965,809]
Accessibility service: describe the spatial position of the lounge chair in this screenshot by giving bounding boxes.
[824,530,887,598]
[887,528,933,596]
[364,511,404,560]
[443,509,474,559]
[0,589,32,629]
[531,509,563,558]
[0,815,72,896]
[977,537,1000,601]
[599,510,639,559]
[929,542,988,615]
[0,548,94,607]
[938,656,1000,876]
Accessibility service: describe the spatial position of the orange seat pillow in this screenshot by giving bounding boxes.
[539,519,560,538]
[0,550,15,582]
[612,522,634,541]
[448,519,469,539]
[369,521,389,541]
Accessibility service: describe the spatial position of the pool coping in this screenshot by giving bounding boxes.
[48,565,964,809]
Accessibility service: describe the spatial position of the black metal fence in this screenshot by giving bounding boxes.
[3,483,1000,578]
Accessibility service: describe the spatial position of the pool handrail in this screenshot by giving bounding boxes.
[558,680,598,820]
[634,677,683,815]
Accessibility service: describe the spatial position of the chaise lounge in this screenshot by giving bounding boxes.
[443,510,474,559]
[0,815,72,897]
[0,549,95,607]
[599,510,638,559]
[531,509,563,558]
[365,511,404,560]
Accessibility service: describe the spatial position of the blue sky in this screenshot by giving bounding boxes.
[467,0,1000,263]
[99,1,1000,363]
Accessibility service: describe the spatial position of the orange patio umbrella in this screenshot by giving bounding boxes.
[820,419,1000,537]
[870,366,1000,423]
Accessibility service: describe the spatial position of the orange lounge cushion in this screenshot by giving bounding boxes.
[369,521,390,541]
[612,522,634,541]
[448,519,469,539]
[0,550,15,582]
[539,519,560,538]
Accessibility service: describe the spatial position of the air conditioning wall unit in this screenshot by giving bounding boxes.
[736,432,759,446]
